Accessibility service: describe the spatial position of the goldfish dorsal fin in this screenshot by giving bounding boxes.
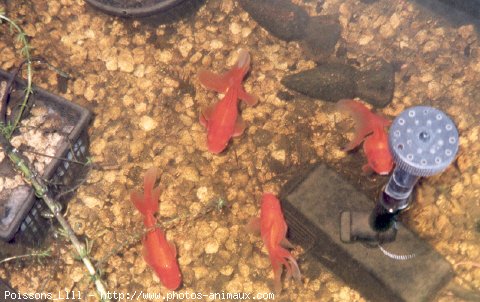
[361,164,375,176]
[199,105,215,128]
[336,99,374,151]
[198,69,230,93]
[142,244,154,267]
[246,217,261,234]
[169,241,177,257]
[238,88,258,106]
[233,116,246,137]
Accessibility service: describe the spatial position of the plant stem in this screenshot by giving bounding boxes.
[0,13,33,139]
[0,249,50,265]
[0,134,111,302]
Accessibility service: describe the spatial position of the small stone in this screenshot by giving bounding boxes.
[458,24,475,39]
[159,199,177,218]
[123,95,134,107]
[189,51,202,63]
[193,266,209,280]
[139,116,158,131]
[155,50,173,63]
[196,186,210,203]
[423,40,439,53]
[205,240,219,254]
[179,253,192,266]
[182,166,199,182]
[105,56,118,71]
[238,263,250,277]
[271,149,286,162]
[73,79,86,95]
[389,13,401,29]
[83,195,103,208]
[178,39,193,57]
[210,39,224,50]
[133,64,145,77]
[379,23,395,39]
[118,49,134,73]
[214,227,230,244]
[359,35,374,46]
[450,182,463,197]
[220,265,234,276]
[84,86,95,101]
[70,267,84,283]
[229,23,241,35]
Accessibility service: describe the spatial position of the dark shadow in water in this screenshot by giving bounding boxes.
[413,0,480,29]
[84,0,206,27]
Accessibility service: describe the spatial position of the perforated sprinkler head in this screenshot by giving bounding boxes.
[371,106,459,231]
[386,106,458,203]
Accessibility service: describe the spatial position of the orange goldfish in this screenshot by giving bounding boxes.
[249,193,301,293]
[198,49,258,154]
[336,99,393,175]
[130,168,181,290]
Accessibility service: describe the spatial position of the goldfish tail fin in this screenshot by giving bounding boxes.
[270,257,283,294]
[277,248,302,283]
[130,189,159,215]
[234,49,251,73]
[286,255,301,283]
[143,167,158,196]
[336,99,373,151]
[130,190,146,215]
[131,168,161,215]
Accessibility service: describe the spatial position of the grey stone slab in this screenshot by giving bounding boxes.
[280,163,453,302]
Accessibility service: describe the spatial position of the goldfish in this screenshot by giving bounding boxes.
[198,49,258,154]
[249,193,301,293]
[130,167,181,290]
[336,99,393,175]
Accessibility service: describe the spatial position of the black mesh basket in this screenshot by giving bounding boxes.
[0,69,92,250]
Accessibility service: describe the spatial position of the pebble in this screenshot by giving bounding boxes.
[205,240,220,254]
[358,35,374,46]
[193,266,209,280]
[139,116,158,131]
[118,49,134,72]
[271,149,286,163]
[182,166,200,182]
[105,56,118,71]
[178,39,193,58]
[73,79,86,96]
[210,39,224,50]
[83,195,103,208]
[220,265,234,276]
[238,263,250,278]
[229,23,241,35]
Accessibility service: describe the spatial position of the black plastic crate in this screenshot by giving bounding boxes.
[0,69,92,248]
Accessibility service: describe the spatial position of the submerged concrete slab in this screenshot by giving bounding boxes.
[280,163,453,302]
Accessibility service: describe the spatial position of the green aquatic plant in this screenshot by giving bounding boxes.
[0,10,33,139]
[0,12,111,302]
[0,248,51,265]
